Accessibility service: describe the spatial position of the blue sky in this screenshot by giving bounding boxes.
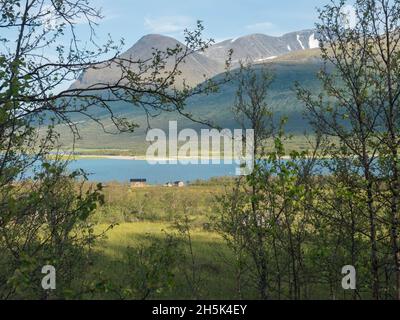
[84,0,331,48]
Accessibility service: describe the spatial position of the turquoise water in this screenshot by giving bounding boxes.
[68,159,238,184]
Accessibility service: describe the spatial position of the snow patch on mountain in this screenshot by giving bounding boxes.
[297,35,305,50]
[308,33,319,49]
[287,45,292,51]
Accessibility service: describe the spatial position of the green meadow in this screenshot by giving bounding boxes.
[90,222,248,300]
[80,182,253,300]
[77,181,356,300]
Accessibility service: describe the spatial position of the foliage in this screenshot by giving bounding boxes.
[0,162,105,299]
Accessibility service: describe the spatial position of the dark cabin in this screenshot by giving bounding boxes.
[130,178,147,188]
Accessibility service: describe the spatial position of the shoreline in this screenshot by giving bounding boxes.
[75,155,248,161]
[72,154,296,161]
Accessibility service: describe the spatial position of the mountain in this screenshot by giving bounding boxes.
[201,30,320,64]
[59,31,325,152]
[58,49,323,152]
[71,30,320,90]
[71,34,226,89]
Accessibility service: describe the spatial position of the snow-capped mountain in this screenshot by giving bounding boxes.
[201,30,320,64]
[71,30,320,90]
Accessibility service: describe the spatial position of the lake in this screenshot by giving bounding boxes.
[68,159,238,184]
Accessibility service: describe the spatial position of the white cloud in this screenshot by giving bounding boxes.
[144,15,195,34]
[340,4,357,29]
[245,21,274,32]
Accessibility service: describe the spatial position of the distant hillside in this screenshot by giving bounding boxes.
[58,49,323,152]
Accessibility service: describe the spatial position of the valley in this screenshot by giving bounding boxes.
[56,40,323,154]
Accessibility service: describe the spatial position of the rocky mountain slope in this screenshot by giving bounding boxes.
[71,34,225,89]
[71,30,320,90]
[201,29,319,64]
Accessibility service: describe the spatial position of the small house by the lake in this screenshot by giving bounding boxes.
[130,178,147,188]
[174,181,185,187]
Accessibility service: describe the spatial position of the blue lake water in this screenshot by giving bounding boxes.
[68,159,238,184]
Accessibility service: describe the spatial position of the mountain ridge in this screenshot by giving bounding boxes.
[201,29,319,64]
[72,33,224,89]
[71,29,321,90]
[63,30,324,151]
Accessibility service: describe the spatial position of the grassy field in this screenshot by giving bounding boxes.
[90,222,255,300]
[78,180,362,300]
[93,181,230,225]
[81,181,253,300]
